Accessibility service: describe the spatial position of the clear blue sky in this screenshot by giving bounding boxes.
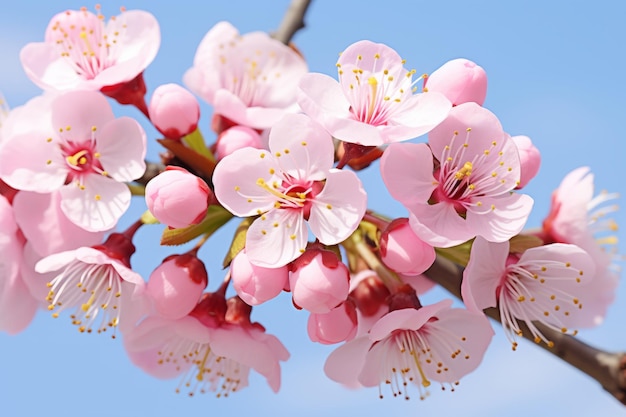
[0,1,625,416]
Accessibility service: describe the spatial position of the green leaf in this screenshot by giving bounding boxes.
[157,138,216,179]
[509,234,544,254]
[182,128,215,162]
[161,205,233,246]
[222,217,254,268]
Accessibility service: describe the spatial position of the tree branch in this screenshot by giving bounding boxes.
[271,0,313,44]
[424,255,626,405]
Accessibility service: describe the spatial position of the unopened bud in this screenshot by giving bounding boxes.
[149,83,200,140]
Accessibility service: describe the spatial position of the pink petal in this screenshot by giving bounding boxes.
[462,237,508,312]
[369,299,453,341]
[428,102,504,159]
[59,175,131,231]
[380,143,437,207]
[0,131,66,192]
[96,116,147,181]
[268,113,334,181]
[51,91,114,138]
[20,43,85,91]
[246,209,308,267]
[213,147,280,217]
[408,203,473,247]
[386,92,451,140]
[308,169,367,245]
[213,89,287,129]
[210,325,287,393]
[297,73,352,124]
[467,193,534,242]
[324,336,372,386]
[13,191,104,257]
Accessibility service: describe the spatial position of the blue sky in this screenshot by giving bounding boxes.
[0,1,625,416]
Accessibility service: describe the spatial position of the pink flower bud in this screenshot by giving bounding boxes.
[145,166,211,228]
[231,249,289,305]
[379,218,436,275]
[426,58,487,106]
[149,83,200,140]
[307,301,357,344]
[215,126,263,160]
[147,253,208,319]
[289,248,350,314]
[512,135,541,189]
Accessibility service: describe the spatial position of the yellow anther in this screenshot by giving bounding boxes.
[454,161,473,180]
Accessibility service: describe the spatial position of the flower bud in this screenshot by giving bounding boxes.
[289,247,349,313]
[426,58,487,106]
[307,301,357,344]
[145,166,210,228]
[349,270,391,317]
[231,249,289,305]
[146,253,208,320]
[512,135,541,189]
[215,126,263,160]
[379,218,436,275]
[149,83,200,140]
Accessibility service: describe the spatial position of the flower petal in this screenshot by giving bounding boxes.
[462,237,508,312]
[246,209,307,267]
[309,169,366,245]
[96,116,147,181]
[268,113,334,181]
[59,175,131,231]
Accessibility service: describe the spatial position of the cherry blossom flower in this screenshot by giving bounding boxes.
[462,237,596,349]
[298,40,451,146]
[184,21,307,130]
[125,294,290,396]
[20,6,160,91]
[0,90,146,231]
[538,166,620,326]
[324,299,493,399]
[35,230,146,336]
[213,113,367,267]
[380,102,533,247]
[0,194,39,334]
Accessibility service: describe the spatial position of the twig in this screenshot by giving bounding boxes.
[424,255,626,405]
[271,0,313,44]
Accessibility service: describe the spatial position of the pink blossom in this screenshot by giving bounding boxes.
[213,113,367,267]
[215,126,264,160]
[35,232,146,336]
[324,299,493,399]
[379,218,436,275]
[230,249,289,305]
[289,247,350,313]
[539,167,620,326]
[0,90,146,231]
[184,21,307,130]
[20,6,160,91]
[512,135,541,189]
[462,237,596,349]
[147,253,208,320]
[425,58,487,106]
[149,83,200,140]
[125,297,289,395]
[0,194,38,334]
[298,40,451,146]
[307,302,357,344]
[381,102,533,247]
[145,166,210,229]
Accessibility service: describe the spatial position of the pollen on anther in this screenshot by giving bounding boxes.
[95,194,101,201]
[326,204,332,209]
[46,137,53,143]
[301,141,307,146]
[290,234,296,240]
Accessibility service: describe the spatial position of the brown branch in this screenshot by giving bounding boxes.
[424,255,626,405]
[271,0,313,44]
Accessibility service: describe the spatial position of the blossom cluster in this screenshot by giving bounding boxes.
[0,5,621,401]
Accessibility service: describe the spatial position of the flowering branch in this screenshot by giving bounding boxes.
[271,0,313,44]
[424,254,626,405]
